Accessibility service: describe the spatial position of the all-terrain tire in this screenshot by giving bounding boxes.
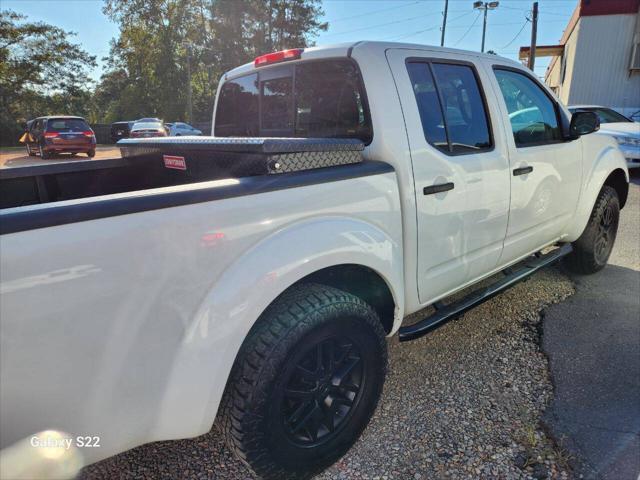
[220,283,388,480]
[565,185,619,274]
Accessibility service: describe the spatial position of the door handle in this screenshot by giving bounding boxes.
[423,182,454,195]
[513,166,533,176]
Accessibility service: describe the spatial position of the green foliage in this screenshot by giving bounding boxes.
[0,1,327,145]
[0,10,96,145]
[96,0,327,123]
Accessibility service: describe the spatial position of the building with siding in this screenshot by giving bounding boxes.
[525,0,640,119]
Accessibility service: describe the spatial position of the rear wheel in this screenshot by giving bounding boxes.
[565,185,619,274]
[87,149,96,158]
[220,284,387,480]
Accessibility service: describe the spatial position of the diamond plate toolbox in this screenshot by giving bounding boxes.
[118,137,365,180]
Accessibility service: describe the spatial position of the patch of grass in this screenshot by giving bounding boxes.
[547,435,574,470]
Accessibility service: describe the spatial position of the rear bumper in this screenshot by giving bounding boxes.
[43,140,96,153]
[43,146,93,152]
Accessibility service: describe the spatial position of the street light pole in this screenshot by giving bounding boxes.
[473,1,499,53]
[481,6,488,53]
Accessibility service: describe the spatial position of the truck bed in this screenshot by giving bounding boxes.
[0,137,364,210]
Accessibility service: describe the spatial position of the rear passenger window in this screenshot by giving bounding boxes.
[493,68,562,147]
[407,61,492,155]
[406,63,448,153]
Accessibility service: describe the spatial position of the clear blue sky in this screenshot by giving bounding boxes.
[5,0,578,80]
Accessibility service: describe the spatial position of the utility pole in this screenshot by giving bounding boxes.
[441,0,449,47]
[473,1,499,53]
[184,43,193,124]
[529,1,539,71]
[481,6,488,52]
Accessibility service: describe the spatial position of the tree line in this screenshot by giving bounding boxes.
[0,0,326,145]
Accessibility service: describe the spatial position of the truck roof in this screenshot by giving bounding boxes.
[224,41,522,79]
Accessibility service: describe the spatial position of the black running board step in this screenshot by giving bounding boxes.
[398,244,572,342]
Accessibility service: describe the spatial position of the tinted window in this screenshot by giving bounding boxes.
[261,77,293,131]
[432,63,492,153]
[215,74,259,136]
[47,119,89,132]
[406,63,448,152]
[295,60,371,140]
[215,60,371,142]
[494,69,561,147]
[407,61,492,154]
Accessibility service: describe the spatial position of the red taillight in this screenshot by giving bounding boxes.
[254,48,303,67]
[82,130,95,137]
[44,132,59,138]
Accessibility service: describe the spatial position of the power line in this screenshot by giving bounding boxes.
[453,11,481,46]
[324,13,433,38]
[390,24,440,41]
[499,5,530,11]
[538,11,572,17]
[389,10,474,41]
[330,1,421,23]
[501,17,530,48]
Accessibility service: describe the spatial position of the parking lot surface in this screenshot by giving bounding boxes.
[81,178,639,480]
[543,174,640,480]
[0,146,120,169]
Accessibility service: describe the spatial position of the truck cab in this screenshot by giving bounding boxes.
[213,42,627,318]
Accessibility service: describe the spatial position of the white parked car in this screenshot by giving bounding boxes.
[0,42,629,479]
[167,122,202,136]
[569,105,640,168]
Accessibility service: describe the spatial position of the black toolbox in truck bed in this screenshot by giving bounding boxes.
[118,136,364,177]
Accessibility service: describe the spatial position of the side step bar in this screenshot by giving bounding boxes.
[398,244,572,342]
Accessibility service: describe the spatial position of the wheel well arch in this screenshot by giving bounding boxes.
[292,264,396,334]
[604,168,628,209]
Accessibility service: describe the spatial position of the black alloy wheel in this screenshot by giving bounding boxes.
[594,201,617,265]
[278,334,365,447]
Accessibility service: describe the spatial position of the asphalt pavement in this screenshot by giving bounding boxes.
[543,171,640,479]
[0,145,120,169]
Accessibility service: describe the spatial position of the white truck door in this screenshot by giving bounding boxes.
[486,65,581,262]
[386,49,511,304]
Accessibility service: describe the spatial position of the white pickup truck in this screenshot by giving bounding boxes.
[0,42,629,479]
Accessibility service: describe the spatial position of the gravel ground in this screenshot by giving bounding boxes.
[82,265,575,480]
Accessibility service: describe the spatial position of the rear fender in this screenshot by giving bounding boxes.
[150,216,403,439]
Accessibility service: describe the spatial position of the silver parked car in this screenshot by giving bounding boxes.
[167,122,202,136]
[569,105,640,169]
